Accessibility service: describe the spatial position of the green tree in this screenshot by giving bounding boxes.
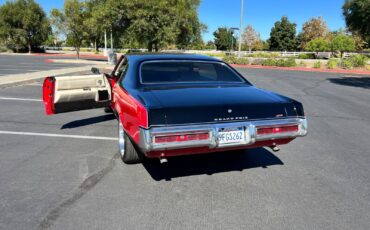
[175,0,203,49]
[124,0,177,51]
[204,40,216,50]
[0,0,50,53]
[343,0,370,47]
[300,17,329,49]
[50,0,87,58]
[89,0,131,51]
[213,27,236,51]
[268,16,298,51]
[121,0,202,51]
[304,37,330,52]
[83,0,105,51]
[332,34,356,57]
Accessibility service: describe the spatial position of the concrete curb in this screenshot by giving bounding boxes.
[231,64,370,76]
[0,65,109,88]
[47,59,109,65]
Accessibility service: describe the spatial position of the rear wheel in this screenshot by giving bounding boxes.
[118,117,142,164]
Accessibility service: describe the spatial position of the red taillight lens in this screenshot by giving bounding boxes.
[154,132,209,143]
[257,125,299,135]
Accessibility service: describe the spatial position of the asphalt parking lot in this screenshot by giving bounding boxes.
[0,54,102,76]
[0,68,369,230]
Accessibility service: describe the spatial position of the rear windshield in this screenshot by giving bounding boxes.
[140,61,245,84]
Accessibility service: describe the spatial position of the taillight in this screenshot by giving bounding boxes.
[154,132,210,143]
[257,125,299,135]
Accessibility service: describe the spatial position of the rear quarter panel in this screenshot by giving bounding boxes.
[113,84,148,144]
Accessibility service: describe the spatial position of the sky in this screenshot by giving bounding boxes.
[0,0,347,41]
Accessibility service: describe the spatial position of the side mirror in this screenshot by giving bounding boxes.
[91,67,100,74]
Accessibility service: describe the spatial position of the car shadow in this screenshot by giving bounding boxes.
[328,77,370,89]
[142,148,284,181]
[61,114,116,129]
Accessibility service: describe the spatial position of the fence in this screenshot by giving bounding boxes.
[44,46,370,58]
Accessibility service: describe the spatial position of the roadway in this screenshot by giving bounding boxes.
[0,67,369,230]
[0,54,105,76]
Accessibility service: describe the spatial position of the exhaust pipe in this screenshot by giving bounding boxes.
[270,145,280,152]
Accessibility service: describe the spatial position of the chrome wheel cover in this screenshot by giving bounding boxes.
[118,119,125,157]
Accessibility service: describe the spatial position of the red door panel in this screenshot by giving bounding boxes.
[42,75,112,115]
[43,76,55,115]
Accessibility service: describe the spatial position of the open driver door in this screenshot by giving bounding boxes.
[42,73,112,115]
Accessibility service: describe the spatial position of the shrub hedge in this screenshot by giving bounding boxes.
[340,59,353,69]
[348,54,367,67]
[244,52,280,58]
[261,58,297,67]
[223,56,249,65]
[327,59,339,69]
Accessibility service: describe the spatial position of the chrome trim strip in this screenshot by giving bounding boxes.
[139,118,307,152]
[147,116,304,128]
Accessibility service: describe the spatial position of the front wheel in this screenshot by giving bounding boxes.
[118,117,142,164]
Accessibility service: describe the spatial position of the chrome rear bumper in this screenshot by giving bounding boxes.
[139,117,307,152]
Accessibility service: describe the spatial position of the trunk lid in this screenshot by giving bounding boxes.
[140,85,298,126]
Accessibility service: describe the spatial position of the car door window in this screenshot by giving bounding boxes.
[114,58,128,78]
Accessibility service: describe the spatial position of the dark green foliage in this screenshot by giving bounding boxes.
[268,16,298,51]
[213,27,236,51]
[343,0,370,46]
[48,0,204,53]
[175,0,203,49]
[0,0,50,53]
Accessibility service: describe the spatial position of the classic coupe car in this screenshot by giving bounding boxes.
[42,53,307,164]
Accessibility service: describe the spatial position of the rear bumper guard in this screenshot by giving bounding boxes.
[139,118,307,152]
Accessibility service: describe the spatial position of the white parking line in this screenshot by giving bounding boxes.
[0,69,42,71]
[0,97,42,102]
[26,83,43,86]
[0,130,117,141]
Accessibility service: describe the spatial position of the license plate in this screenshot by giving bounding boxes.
[218,127,245,145]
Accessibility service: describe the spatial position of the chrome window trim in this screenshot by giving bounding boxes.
[139,117,307,152]
[138,60,246,85]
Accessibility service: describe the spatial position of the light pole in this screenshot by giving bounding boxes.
[104,30,107,57]
[110,27,113,52]
[230,27,239,53]
[238,0,244,57]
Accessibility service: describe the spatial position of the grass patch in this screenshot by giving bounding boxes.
[313,61,322,68]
